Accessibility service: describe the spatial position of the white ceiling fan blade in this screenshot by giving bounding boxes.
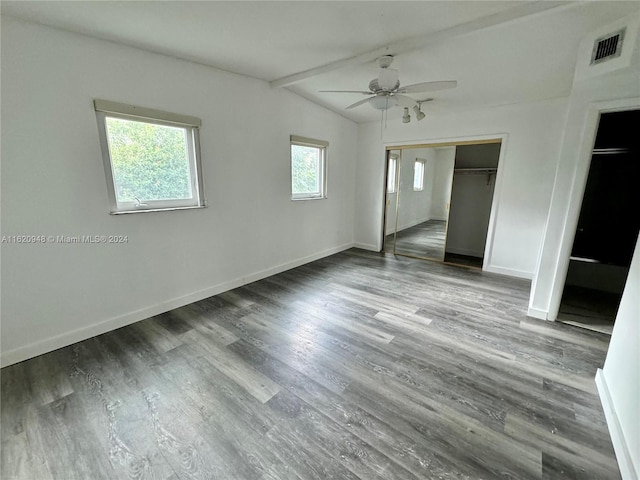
[397,80,457,94]
[319,90,372,94]
[345,97,375,109]
[394,94,418,108]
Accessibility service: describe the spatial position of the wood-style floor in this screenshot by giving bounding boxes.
[558,285,619,335]
[385,220,447,260]
[1,249,619,480]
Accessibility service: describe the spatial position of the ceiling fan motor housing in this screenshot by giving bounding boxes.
[377,55,394,68]
[369,78,400,92]
[321,53,456,112]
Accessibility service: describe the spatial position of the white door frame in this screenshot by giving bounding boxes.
[546,98,640,321]
[382,133,508,272]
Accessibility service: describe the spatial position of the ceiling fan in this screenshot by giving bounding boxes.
[320,55,457,111]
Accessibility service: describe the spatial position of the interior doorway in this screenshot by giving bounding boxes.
[558,109,639,334]
[382,139,502,269]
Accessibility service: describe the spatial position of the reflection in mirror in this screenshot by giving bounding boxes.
[384,146,455,260]
[383,150,400,253]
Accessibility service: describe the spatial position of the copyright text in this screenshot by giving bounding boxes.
[2,235,129,244]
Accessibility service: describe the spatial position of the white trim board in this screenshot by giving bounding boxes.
[483,264,533,280]
[596,369,638,480]
[527,307,548,320]
[353,242,380,252]
[387,216,433,236]
[0,242,355,367]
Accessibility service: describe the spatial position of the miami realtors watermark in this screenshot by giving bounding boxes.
[1,235,129,244]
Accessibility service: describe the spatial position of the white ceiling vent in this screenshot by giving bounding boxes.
[590,28,625,65]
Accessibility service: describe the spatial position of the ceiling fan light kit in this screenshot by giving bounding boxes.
[402,107,411,123]
[413,104,426,121]
[370,95,398,110]
[321,55,457,126]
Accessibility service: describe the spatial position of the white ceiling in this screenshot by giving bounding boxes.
[3,1,639,123]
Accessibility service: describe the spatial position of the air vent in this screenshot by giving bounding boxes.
[591,28,625,65]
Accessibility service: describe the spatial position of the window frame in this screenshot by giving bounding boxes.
[387,154,398,194]
[94,99,206,214]
[290,135,328,201]
[413,158,426,191]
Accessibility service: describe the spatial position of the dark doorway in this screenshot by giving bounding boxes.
[558,109,640,334]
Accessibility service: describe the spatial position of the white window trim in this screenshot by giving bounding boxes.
[413,158,426,191]
[387,154,399,194]
[290,135,328,201]
[94,99,206,214]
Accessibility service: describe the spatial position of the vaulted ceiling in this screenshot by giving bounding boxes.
[3,1,639,123]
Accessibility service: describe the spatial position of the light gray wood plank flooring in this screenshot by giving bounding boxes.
[1,249,619,479]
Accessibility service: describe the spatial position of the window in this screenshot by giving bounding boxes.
[413,158,425,191]
[290,135,328,200]
[387,155,398,194]
[94,100,205,214]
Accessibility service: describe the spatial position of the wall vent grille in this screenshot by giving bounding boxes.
[591,28,625,65]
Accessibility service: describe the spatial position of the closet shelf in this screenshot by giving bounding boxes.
[592,148,629,155]
[454,168,497,175]
[570,256,601,264]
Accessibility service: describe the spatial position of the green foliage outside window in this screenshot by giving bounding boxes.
[291,145,321,195]
[105,117,192,202]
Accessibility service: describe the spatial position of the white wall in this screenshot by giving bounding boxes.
[565,261,630,294]
[430,147,456,221]
[0,17,358,366]
[446,173,497,258]
[396,148,436,231]
[597,238,639,480]
[355,98,568,278]
[445,144,501,258]
[529,13,640,320]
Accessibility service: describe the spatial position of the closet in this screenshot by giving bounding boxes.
[444,144,501,268]
[383,140,501,269]
[558,109,639,334]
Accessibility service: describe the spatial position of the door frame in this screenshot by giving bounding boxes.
[380,133,508,271]
[382,150,401,253]
[547,100,640,321]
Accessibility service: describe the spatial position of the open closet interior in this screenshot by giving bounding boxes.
[558,109,639,334]
[383,140,501,269]
[444,143,500,268]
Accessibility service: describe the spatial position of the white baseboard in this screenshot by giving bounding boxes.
[353,242,379,251]
[0,242,355,367]
[596,369,638,480]
[526,306,549,320]
[483,264,533,280]
[386,218,436,236]
[395,217,432,233]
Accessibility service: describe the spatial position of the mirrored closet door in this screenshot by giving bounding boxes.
[384,146,455,261]
[383,141,501,269]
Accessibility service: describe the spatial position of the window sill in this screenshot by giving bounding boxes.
[110,205,207,215]
[291,196,327,201]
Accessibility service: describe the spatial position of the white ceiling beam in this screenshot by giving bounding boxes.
[270,1,571,88]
